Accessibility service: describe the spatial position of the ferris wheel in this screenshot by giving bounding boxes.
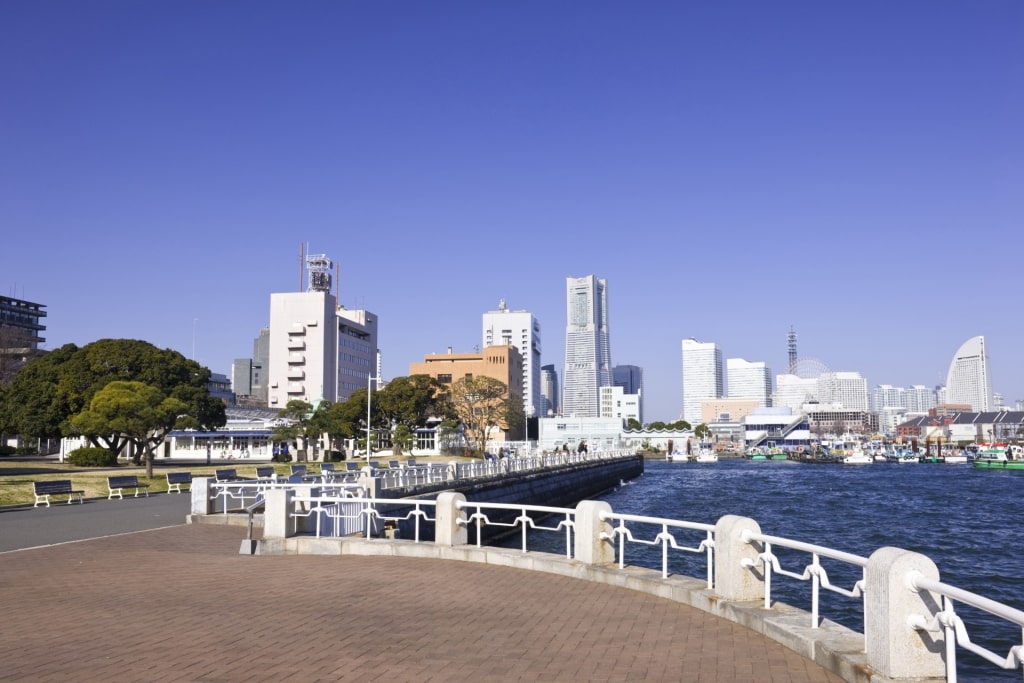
[787,357,831,379]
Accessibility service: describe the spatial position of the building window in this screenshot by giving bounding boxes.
[438,374,452,384]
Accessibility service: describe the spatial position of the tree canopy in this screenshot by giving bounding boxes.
[448,375,511,456]
[0,339,226,471]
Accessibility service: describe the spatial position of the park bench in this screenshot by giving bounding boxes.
[256,466,276,480]
[215,468,240,482]
[33,480,84,507]
[166,471,192,494]
[290,464,307,477]
[107,475,150,499]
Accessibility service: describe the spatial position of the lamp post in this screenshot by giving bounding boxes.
[192,318,198,361]
[366,372,381,462]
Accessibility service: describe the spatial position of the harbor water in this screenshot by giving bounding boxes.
[510,458,1024,681]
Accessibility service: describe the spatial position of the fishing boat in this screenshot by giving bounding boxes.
[842,446,873,465]
[666,451,689,463]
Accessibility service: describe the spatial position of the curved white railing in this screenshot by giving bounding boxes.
[599,511,715,587]
[907,573,1024,683]
[457,500,575,558]
[740,529,868,631]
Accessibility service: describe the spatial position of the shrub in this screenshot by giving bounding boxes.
[67,447,119,467]
[327,450,344,462]
[0,445,16,456]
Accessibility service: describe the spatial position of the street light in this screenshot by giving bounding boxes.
[192,318,198,361]
[366,372,381,462]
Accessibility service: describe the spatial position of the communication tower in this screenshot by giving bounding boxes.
[787,326,798,373]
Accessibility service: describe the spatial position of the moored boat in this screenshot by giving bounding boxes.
[842,446,873,465]
[694,448,718,463]
[973,444,1024,470]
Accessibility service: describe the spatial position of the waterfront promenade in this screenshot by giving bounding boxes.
[0,506,845,682]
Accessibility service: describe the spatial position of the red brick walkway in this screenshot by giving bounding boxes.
[0,524,844,682]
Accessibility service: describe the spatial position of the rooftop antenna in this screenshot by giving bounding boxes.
[306,252,332,292]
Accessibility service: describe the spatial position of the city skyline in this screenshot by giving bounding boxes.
[3,3,1021,422]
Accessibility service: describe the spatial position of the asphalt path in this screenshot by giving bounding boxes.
[0,492,192,553]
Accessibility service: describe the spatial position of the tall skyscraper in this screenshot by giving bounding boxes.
[726,358,772,407]
[563,275,612,418]
[945,335,992,411]
[681,338,723,424]
[482,299,541,418]
[540,364,559,417]
[816,372,869,411]
[613,364,644,424]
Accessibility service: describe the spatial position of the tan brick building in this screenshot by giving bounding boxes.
[409,345,524,440]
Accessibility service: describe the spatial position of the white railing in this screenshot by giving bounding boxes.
[211,480,360,516]
[599,511,715,587]
[740,529,868,631]
[908,573,1024,683]
[457,500,575,557]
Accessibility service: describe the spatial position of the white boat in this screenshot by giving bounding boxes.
[694,449,718,463]
[842,447,873,465]
[666,451,689,463]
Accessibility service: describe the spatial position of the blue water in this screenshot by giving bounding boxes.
[511,459,1024,681]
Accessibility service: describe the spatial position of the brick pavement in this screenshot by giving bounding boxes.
[0,524,844,682]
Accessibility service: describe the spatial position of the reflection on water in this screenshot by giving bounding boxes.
[502,458,1024,682]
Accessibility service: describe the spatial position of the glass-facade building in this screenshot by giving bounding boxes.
[563,275,611,418]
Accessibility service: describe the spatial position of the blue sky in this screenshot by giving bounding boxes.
[2,2,1021,422]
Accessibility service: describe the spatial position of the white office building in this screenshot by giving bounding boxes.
[945,335,992,411]
[483,299,541,418]
[599,385,641,425]
[816,372,869,411]
[906,385,936,413]
[681,338,723,424]
[726,358,772,407]
[774,374,819,412]
[871,384,906,412]
[268,290,338,407]
[336,307,379,401]
[563,275,612,418]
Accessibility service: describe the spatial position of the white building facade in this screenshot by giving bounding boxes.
[816,372,869,411]
[599,385,641,424]
[483,299,541,418]
[267,290,338,407]
[945,335,992,412]
[563,275,612,418]
[726,358,772,407]
[681,338,722,424]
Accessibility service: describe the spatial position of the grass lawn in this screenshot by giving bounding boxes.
[0,455,474,508]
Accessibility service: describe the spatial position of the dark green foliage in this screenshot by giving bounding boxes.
[0,445,15,456]
[67,447,119,467]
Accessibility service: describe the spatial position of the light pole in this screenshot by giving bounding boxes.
[366,372,381,462]
[192,318,198,361]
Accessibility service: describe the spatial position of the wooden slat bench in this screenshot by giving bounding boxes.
[215,468,240,482]
[107,475,150,499]
[33,480,85,507]
[166,471,192,494]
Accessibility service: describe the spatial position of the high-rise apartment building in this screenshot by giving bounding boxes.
[726,358,772,407]
[540,364,559,417]
[563,275,611,418]
[337,307,379,401]
[681,338,722,424]
[871,384,906,412]
[945,336,992,412]
[482,299,541,418]
[816,372,869,411]
[612,364,644,424]
[906,385,935,413]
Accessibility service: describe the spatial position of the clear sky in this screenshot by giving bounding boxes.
[2,2,1021,422]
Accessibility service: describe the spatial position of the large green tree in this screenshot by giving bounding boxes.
[1,339,225,459]
[69,381,189,478]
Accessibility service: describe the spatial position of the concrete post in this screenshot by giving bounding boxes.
[262,488,295,539]
[447,461,459,482]
[358,469,382,498]
[190,476,213,515]
[574,500,615,565]
[866,547,945,680]
[435,491,467,546]
[714,515,764,601]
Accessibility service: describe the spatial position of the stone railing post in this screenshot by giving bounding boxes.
[262,488,295,539]
[714,515,764,601]
[574,500,614,565]
[435,491,467,546]
[866,547,945,680]
[359,468,382,498]
[190,476,213,515]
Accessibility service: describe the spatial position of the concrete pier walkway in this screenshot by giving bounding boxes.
[0,521,844,682]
